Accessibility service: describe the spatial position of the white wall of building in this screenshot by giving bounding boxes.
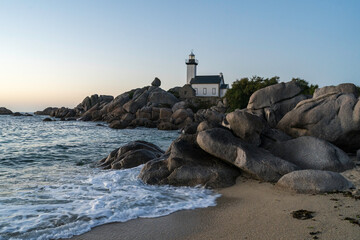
[220,88,227,98]
[192,84,219,97]
[186,65,197,84]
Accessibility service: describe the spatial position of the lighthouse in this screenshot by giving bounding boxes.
[185,51,198,84]
[185,51,229,97]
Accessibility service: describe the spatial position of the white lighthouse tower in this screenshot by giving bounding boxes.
[185,51,198,84]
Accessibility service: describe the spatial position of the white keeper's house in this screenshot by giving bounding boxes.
[185,51,229,98]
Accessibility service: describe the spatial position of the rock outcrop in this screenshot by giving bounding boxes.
[313,83,358,98]
[139,134,240,188]
[277,83,360,152]
[197,128,299,182]
[98,141,164,170]
[0,107,13,115]
[148,89,179,106]
[151,77,161,87]
[50,107,77,119]
[267,136,354,172]
[75,94,114,115]
[225,110,265,145]
[277,170,354,194]
[246,81,308,127]
[34,107,58,115]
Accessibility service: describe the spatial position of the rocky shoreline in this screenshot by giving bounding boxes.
[3,79,360,195]
[34,78,226,130]
[93,80,360,195]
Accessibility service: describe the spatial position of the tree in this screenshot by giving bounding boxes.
[224,76,279,112]
[291,78,318,95]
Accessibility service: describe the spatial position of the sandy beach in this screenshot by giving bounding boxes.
[71,166,360,240]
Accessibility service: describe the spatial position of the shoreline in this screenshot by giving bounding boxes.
[71,173,360,240]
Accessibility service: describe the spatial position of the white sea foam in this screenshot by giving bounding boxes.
[0,166,220,240]
[0,116,220,240]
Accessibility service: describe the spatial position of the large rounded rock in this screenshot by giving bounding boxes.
[313,83,358,98]
[51,107,77,118]
[136,107,152,120]
[121,113,135,122]
[123,100,139,114]
[171,109,192,125]
[277,87,360,152]
[159,108,173,120]
[260,128,292,149]
[197,128,299,182]
[129,118,156,128]
[157,121,177,130]
[98,141,164,169]
[109,120,129,129]
[148,90,179,106]
[267,136,354,172]
[172,101,187,113]
[151,77,161,87]
[75,94,113,115]
[277,170,354,194]
[195,109,225,124]
[103,93,131,115]
[0,107,13,115]
[262,94,308,127]
[139,134,240,188]
[226,110,265,145]
[34,107,58,116]
[247,81,302,110]
[197,121,220,132]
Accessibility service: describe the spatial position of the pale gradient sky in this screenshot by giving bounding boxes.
[0,0,359,112]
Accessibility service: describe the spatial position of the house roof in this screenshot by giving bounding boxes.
[220,84,229,89]
[190,75,222,84]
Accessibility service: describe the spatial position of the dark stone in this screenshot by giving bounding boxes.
[267,136,354,172]
[157,121,177,130]
[277,86,360,152]
[277,170,354,194]
[291,210,314,220]
[179,84,196,99]
[226,110,265,146]
[151,77,161,87]
[182,122,199,134]
[109,120,129,129]
[43,118,53,122]
[148,90,179,107]
[139,134,240,188]
[98,141,164,170]
[197,128,299,182]
[247,81,302,110]
[34,107,58,116]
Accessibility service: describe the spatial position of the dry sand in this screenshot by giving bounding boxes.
[71,166,360,240]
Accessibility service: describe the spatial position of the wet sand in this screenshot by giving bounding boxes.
[71,167,360,240]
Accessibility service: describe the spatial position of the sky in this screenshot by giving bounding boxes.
[0,0,359,112]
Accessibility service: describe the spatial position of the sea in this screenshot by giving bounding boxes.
[0,115,220,240]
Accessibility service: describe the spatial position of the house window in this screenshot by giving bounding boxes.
[203,88,207,95]
[194,88,198,95]
[212,88,216,95]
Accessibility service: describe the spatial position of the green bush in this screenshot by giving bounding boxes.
[292,78,318,95]
[224,76,279,112]
[128,90,135,99]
